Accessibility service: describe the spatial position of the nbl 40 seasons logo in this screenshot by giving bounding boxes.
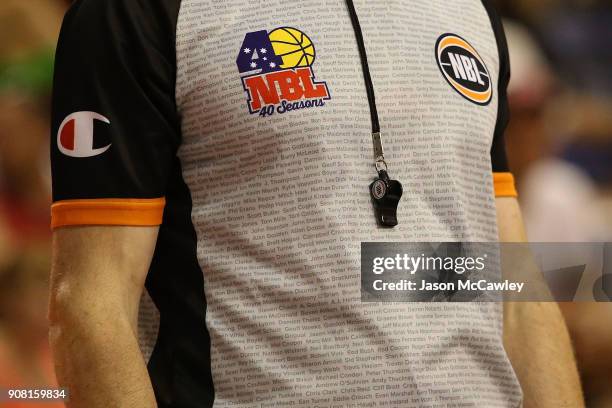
[435,33,492,106]
[236,27,331,116]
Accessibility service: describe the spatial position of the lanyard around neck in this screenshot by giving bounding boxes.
[345,0,403,227]
[344,0,380,135]
[345,0,387,173]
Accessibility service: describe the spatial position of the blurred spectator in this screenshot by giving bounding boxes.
[0,94,51,252]
[0,1,65,406]
[0,254,61,408]
[504,14,612,408]
[0,0,64,62]
[504,19,612,242]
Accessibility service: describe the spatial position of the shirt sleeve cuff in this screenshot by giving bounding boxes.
[51,198,166,229]
[493,172,518,197]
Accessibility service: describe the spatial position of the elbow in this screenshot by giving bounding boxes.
[48,279,78,351]
[48,275,98,351]
[48,273,131,349]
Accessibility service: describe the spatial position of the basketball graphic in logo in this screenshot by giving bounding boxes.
[435,33,492,105]
[236,27,330,116]
[268,27,315,69]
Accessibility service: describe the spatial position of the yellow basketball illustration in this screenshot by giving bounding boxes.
[268,27,315,69]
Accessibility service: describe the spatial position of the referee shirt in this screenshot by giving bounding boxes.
[51,0,521,406]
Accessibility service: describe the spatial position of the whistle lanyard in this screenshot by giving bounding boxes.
[345,0,403,227]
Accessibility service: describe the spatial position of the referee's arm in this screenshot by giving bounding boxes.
[491,73,583,404]
[489,11,583,403]
[48,1,179,406]
[497,194,584,407]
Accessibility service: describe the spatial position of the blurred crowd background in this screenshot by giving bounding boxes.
[0,0,611,407]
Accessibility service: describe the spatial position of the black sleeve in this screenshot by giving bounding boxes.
[481,0,511,172]
[50,0,182,226]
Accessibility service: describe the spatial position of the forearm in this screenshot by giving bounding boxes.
[49,226,159,408]
[49,304,156,408]
[497,197,584,407]
[504,301,583,407]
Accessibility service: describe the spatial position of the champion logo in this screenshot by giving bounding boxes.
[435,33,492,105]
[57,111,111,158]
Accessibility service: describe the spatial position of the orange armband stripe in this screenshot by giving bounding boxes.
[493,172,518,197]
[51,197,165,229]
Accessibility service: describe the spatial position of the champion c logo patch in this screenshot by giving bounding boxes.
[57,111,111,158]
[435,33,492,106]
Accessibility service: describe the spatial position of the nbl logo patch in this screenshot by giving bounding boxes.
[435,33,492,106]
[236,27,331,116]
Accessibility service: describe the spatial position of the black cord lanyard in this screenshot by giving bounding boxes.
[345,0,403,227]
